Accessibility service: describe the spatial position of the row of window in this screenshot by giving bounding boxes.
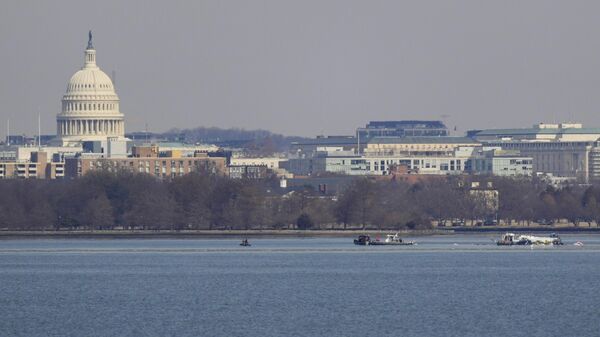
[89,160,213,169]
[497,142,591,148]
[63,102,116,112]
[370,144,460,150]
[68,83,112,91]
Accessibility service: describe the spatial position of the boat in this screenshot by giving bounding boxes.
[353,233,415,246]
[496,233,563,246]
[353,235,371,245]
[240,239,251,247]
[370,233,415,245]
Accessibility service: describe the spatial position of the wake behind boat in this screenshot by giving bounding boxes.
[354,233,415,246]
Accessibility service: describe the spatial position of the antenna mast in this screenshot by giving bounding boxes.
[38,112,41,149]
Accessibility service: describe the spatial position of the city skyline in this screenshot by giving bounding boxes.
[2,1,600,138]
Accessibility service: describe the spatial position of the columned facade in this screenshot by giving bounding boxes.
[57,119,125,136]
[57,32,126,145]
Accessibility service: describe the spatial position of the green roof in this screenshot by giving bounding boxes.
[368,136,479,144]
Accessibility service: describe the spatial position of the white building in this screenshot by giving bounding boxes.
[470,123,600,142]
[470,123,600,182]
[286,147,532,177]
[56,31,126,146]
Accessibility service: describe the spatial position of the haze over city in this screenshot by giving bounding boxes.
[2,0,600,137]
[4,3,600,337]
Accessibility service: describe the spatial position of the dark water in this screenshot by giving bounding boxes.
[1,235,599,337]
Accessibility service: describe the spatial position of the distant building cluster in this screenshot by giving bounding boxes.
[0,33,227,180]
[1,33,600,188]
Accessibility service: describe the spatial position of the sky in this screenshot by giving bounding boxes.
[1,0,600,138]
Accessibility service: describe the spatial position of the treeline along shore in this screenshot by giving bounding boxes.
[2,171,600,231]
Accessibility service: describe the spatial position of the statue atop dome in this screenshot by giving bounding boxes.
[87,30,94,50]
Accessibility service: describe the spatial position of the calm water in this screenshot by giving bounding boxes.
[1,235,599,337]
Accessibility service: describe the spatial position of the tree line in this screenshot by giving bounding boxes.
[163,126,309,155]
[0,171,599,231]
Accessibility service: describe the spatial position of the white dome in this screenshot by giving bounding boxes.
[56,32,125,145]
[66,68,116,95]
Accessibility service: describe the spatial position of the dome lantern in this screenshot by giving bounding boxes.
[84,30,97,69]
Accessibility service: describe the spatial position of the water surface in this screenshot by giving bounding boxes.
[1,235,598,337]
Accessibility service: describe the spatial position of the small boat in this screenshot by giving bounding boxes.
[496,233,563,246]
[353,235,371,245]
[240,239,251,247]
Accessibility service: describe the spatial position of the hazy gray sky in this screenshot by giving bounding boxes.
[1,0,600,137]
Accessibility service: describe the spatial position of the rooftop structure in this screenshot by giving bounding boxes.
[469,123,600,142]
[289,136,358,158]
[357,120,448,140]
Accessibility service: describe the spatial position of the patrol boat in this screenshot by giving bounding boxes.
[354,233,415,246]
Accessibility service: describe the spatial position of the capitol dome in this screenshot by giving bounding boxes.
[67,68,115,94]
[57,31,125,145]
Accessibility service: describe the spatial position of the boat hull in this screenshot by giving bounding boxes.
[369,241,415,246]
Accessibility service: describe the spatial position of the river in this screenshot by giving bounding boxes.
[1,234,599,337]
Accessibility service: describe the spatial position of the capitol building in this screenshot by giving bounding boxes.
[56,32,125,146]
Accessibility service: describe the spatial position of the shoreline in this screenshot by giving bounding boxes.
[1,226,600,239]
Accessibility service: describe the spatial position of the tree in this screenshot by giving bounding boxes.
[556,188,583,225]
[335,188,360,229]
[81,193,114,230]
[27,200,56,230]
[168,174,212,229]
[296,213,313,230]
[124,181,177,230]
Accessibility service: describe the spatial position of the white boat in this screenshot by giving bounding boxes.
[369,233,415,246]
[497,233,563,246]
